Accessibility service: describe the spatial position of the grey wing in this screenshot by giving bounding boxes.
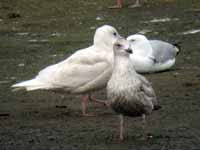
[150,40,175,63]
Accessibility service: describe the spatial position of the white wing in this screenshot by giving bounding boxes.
[35,46,111,93]
[12,46,112,93]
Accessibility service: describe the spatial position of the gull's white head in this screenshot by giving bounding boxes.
[113,38,132,57]
[94,25,122,49]
[127,34,148,44]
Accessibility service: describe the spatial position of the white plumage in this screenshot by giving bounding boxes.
[107,38,160,141]
[12,25,122,116]
[127,34,180,73]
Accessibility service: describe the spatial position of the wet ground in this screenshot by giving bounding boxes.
[0,0,200,149]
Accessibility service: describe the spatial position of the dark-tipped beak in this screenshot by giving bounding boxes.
[125,48,132,54]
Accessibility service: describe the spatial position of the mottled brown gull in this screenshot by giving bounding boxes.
[107,38,161,141]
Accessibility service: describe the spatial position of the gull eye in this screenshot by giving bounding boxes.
[113,32,117,36]
[131,39,135,42]
[116,44,121,47]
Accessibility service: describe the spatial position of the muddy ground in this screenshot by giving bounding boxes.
[0,0,200,149]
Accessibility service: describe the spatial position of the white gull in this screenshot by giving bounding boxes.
[12,25,122,116]
[127,34,180,73]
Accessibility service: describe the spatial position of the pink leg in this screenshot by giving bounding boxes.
[109,0,123,9]
[138,114,147,140]
[129,0,142,8]
[88,94,110,107]
[117,0,123,7]
[81,94,95,117]
[141,114,147,139]
[142,114,146,130]
[119,115,124,142]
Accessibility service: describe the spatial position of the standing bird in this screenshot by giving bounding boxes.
[107,38,160,141]
[12,25,122,116]
[127,34,181,73]
[109,0,143,9]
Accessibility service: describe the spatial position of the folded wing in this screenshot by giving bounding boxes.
[12,47,111,93]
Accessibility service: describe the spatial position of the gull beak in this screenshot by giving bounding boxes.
[125,43,133,54]
[125,48,132,54]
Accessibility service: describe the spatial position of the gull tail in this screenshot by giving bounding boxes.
[153,105,162,111]
[172,41,181,56]
[11,78,48,92]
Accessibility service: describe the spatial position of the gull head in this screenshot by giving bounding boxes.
[113,38,132,57]
[94,25,122,49]
[127,34,148,44]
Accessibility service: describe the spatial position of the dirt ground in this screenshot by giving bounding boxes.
[0,0,200,149]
